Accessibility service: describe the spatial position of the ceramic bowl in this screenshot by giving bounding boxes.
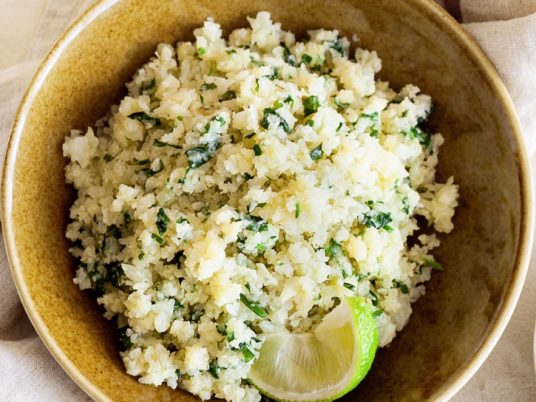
[2,0,533,401]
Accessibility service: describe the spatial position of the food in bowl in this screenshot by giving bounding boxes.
[62,11,458,402]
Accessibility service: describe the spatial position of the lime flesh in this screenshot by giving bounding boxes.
[249,297,379,402]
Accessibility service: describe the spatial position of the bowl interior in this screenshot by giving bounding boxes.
[3,0,528,401]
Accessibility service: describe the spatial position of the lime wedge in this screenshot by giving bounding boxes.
[249,297,378,402]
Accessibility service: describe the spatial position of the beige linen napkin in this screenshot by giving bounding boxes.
[0,1,534,400]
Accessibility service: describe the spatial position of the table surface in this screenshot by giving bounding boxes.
[0,1,534,401]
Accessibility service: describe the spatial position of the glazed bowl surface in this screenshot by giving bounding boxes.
[2,0,533,401]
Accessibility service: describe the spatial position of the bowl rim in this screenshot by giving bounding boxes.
[1,0,533,401]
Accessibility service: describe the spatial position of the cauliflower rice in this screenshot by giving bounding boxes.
[63,12,458,402]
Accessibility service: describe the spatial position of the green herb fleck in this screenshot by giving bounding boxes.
[154,139,182,149]
[372,309,384,318]
[240,343,255,362]
[220,90,237,101]
[200,82,217,91]
[423,257,444,271]
[283,95,294,107]
[104,153,114,162]
[305,119,314,127]
[407,126,431,148]
[344,282,356,291]
[294,202,301,218]
[266,67,279,80]
[325,238,342,258]
[186,146,213,169]
[151,233,165,246]
[303,95,320,116]
[310,144,323,160]
[281,42,297,66]
[301,54,312,65]
[362,209,393,231]
[141,79,156,91]
[261,108,291,133]
[209,360,221,379]
[253,144,262,156]
[392,279,409,294]
[240,294,268,318]
[128,111,161,126]
[156,208,170,235]
[336,122,344,132]
[197,47,206,57]
[402,196,410,214]
[329,40,346,56]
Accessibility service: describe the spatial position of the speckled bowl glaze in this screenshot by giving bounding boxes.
[2,0,533,401]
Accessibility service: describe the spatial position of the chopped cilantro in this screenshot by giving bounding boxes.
[362,206,393,231]
[220,90,237,101]
[240,294,268,318]
[240,344,255,362]
[156,208,170,235]
[344,282,356,291]
[151,233,165,246]
[325,238,342,258]
[128,111,161,126]
[261,108,291,133]
[359,112,379,137]
[141,79,156,91]
[407,126,431,147]
[197,47,206,57]
[253,144,262,156]
[281,42,297,66]
[103,153,114,162]
[208,361,221,379]
[301,54,312,65]
[200,82,217,91]
[294,202,301,218]
[329,40,346,56]
[310,144,323,160]
[154,139,182,149]
[266,66,279,80]
[423,257,444,271]
[372,309,384,318]
[283,95,294,107]
[402,196,410,214]
[303,95,320,116]
[392,279,409,294]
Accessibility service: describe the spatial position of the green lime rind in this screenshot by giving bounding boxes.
[249,297,379,402]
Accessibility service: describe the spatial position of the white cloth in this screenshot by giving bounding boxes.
[0,1,534,400]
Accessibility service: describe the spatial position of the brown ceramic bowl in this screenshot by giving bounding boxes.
[2,0,533,401]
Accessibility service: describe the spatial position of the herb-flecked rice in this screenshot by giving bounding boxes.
[63,12,459,402]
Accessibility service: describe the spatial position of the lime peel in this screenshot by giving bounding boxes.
[249,297,379,402]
